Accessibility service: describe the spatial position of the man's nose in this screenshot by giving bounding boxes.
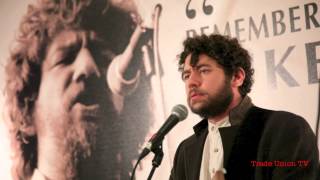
[73,48,101,82]
[186,71,201,89]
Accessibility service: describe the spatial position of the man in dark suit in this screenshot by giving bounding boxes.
[170,34,319,180]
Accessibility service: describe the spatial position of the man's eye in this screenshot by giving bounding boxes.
[182,73,190,81]
[55,50,78,66]
[61,53,77,64]
[199,69,210,74]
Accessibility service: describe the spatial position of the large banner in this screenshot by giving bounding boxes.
[0,0,319,179]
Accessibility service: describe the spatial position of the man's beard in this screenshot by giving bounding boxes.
[189,78,233,119]
[63,115,98,179]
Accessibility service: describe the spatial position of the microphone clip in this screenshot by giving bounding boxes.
[138,135,164,161]
[150,141,164,167]
[147,142,164,180]
[135,138,164,180]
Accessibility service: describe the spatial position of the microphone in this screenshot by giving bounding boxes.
[140,104,188,159]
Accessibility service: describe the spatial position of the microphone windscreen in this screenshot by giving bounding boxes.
[171,104,188,121]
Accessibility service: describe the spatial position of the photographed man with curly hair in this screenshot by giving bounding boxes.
[4,0,154,179]
[169,34,319,180]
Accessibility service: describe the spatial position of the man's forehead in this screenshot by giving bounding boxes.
[44,29,104,67]
[50,30,97,47]
[45,30,104,59]
[50,31,79,48]
[182,54,216,70]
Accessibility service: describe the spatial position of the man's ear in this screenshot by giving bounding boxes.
[231,67,245,88]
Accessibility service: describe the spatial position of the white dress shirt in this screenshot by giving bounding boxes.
[199,116,231,180]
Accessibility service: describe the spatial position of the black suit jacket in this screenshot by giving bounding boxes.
[169,106,319,180]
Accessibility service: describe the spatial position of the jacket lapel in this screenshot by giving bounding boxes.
[180,119,208,180]
[185,130,208,180]
[219,125,240,167]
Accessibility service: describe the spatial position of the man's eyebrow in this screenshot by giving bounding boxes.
[181,69,191,74]
[49,37,82,55]
[57,42,80,53]
[180,63,211,73]
[194,63,211,69]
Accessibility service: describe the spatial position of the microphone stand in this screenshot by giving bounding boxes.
[147,142,164,180]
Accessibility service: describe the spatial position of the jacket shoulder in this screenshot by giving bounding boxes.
[267,110,313,131]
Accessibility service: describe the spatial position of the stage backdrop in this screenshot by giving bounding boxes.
[0,0,319,179]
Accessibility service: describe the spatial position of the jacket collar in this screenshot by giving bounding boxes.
[193,96,253,135]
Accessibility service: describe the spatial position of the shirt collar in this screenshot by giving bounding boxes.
[208,116,230,130]
[208,116,231,136]
[193,96,253,135]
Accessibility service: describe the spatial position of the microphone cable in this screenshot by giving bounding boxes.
[130,151,146,180]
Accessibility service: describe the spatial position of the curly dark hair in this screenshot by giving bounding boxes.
[178,34,254,96]
[4,0,141,179]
